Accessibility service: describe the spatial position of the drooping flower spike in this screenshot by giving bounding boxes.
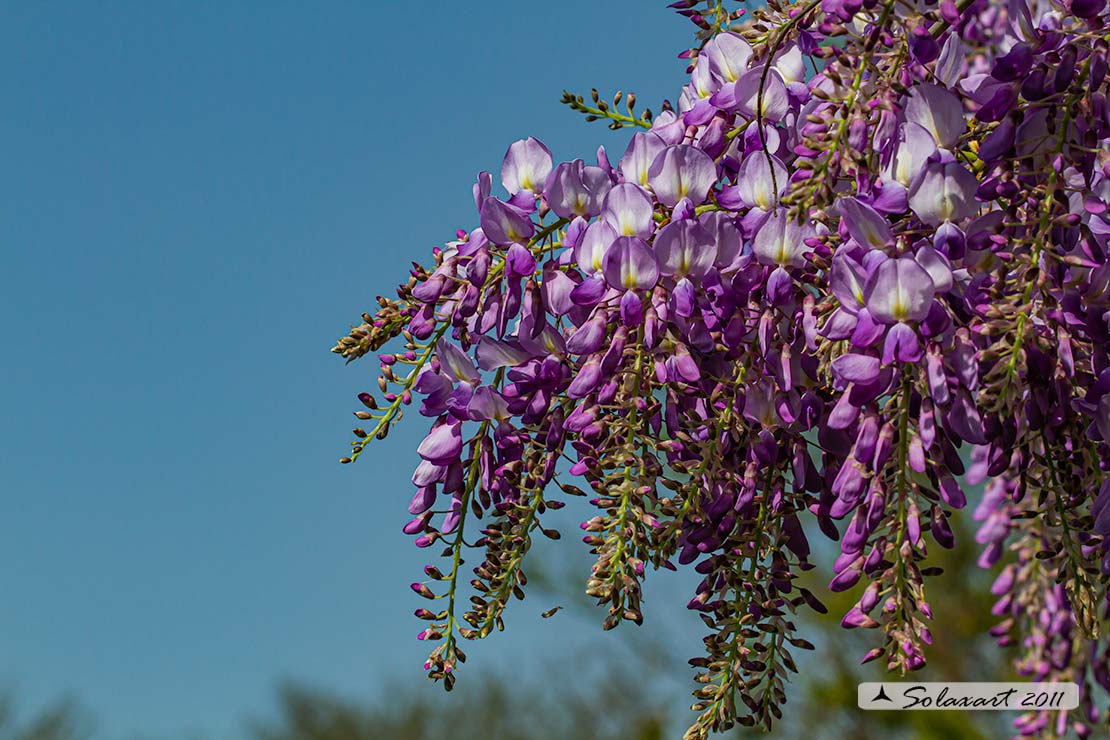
[334,1,1110,737]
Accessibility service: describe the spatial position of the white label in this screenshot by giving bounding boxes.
[857,682,1079,711]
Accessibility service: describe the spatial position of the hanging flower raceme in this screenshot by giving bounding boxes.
[332,1,1110,737]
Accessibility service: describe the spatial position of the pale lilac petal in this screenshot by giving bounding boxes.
[934,35,965,88]
[655,219,717,277]
[838,196,893,248]
[714,68,790,122]
[704,32,753,85]
[698,211,743,269]
[501,137,553,195]
[752,210,816,268]
[864,257,936,323]
[648,145,718,207]
[772,44,806,85]
[905,83,967,149]
[829,250,868,310]
[914,246,953,293]
[690,56,717,99]
[602,236,659,290]
[908,160,979,226]
[475,337,532,370]
[886,122,938,189]
[619,132,668,188]
[545,160,611,219]
[736,152,788,210]
[467,386,511,421]
[437,339,479,383]
[479,196,534,245]
[575,221,617,275]
[541,266,576,316]
[600,183,655,239]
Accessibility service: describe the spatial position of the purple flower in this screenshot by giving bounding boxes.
[501,137,553,195]
[1094,478,1110,537]
[416,420,462,465]
[832,353,881,385]
[884,123,937,190]
[336,4,1110,725]
[545,159,611,219]
[698,211,742,269]
[619,132,668,188]
[479,196,534,245]
[752,210,815,268]
[711,68,790,122]
[904,84,966,150]
[908,161,978,226]
[468,386,511,422]
[576,221,618,276]
[475,337,531,370]
[838,196,893,249]
[602,236,659,290]
[864,256,935,324]
[703,32,752,86]
[648,145,717,208]
[437,339,479,384]
[734,152,787,211]
[829,250,869,312]
[600,183,655,239]
[655,219,716,277]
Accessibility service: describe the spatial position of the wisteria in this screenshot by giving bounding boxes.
[332,0,1110,736]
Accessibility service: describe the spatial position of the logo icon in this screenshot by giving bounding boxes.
[871,686,893,703]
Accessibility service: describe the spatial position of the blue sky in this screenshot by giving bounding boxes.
[0,3,701,737]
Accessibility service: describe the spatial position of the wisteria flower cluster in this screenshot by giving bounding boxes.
[332,0,1110,736]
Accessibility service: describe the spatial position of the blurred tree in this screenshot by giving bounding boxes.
[755,521,1013,740]
[250,522,1019,740]
[0,526,1028,740]
[0,695,90,740]
[251,670,668,740]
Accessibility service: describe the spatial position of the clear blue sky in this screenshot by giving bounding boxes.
[1,3,699,737]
